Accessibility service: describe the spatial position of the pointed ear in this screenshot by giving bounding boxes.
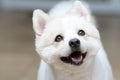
[71,0,91,21]
[32,9,49,36]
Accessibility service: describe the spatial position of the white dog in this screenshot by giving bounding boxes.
[32,1,113,80]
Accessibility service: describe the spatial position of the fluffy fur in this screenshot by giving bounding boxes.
[32,1,113,80]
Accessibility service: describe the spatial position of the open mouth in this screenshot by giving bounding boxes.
[60,51,87,66]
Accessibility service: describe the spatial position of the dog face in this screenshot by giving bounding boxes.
[33,1,101,69]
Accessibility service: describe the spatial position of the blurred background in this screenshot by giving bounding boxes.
[0,0,120,80]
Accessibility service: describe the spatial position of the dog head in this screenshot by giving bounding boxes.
[32,1,101,69]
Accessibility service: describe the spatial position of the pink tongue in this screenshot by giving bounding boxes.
[71,55,83,63]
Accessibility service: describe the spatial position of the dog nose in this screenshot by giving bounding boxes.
[69,38,80,48]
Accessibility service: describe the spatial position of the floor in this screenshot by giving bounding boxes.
[0,11,119,80]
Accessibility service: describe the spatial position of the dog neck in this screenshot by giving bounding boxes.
[50,61,95,80]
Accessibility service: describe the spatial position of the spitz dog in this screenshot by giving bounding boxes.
[32,1,113,80]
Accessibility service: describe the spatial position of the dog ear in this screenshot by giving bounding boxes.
[71,0,91,21]
[32,9,49,36]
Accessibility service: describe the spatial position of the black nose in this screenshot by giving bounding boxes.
[69,38,80,48]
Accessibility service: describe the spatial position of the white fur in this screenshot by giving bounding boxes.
[32,1,113,80]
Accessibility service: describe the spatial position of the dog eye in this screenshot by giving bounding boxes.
[78,30,85,36]
[55,35,63,42]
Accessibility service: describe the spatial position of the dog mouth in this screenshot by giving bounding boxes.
[60,51,87,66]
